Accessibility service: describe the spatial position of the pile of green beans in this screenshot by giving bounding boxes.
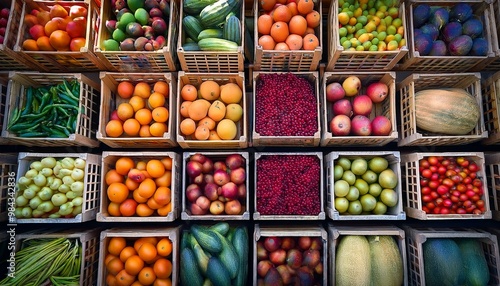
[7,80,81,138]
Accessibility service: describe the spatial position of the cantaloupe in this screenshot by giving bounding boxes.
[335,235,371,286]
[368,235,404,286]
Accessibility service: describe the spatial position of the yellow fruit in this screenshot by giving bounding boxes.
[199,80,220,101]
[188,99,210,121]
[219,83,242,104]
[208,100,226,122]
[225,103,243,122]
[216,119,237,140]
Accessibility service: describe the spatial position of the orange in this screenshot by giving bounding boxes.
[199,80,221,101]
[138,242,158,262]
[194,125,210,140]
[49,30,71,50]
[287,2,299,16]
[153,81,169,96]
[22,39,40,51]
[148,92,166,109]
[153,258,172,279]
[273,5,292,22]
[149,122,167,137]
[297,0,314,15]
[179,118,196,136]
[139,125,152,137]
[258,35,276,50]
[161,158,172,170]
[117,103,135,121]
[303,33,319,50]
[131,282,142,286]
[116,157,135,175]
[275,42,290,50]
[134,108,153,125]
[133,189,149,203]
[258,14,273,35]
[117,81,135,99]
[106,169,124,185]
[108,237,127,256]
[306,10,320,28]
[137,178,156,198]
[138,267,156,285]
[198,117,216,130]
[134,237,158,252]
[115,269,136,286]
[180,84,197,101]
[36,36,55,51]
[108,202,121,216]
[119,246,137,263]
[134,82,152,99]
[119,198,138,216]
[107,182,129,203]
[260,0,276,11]
[124,255,144,276]
[305,26,315,35]
[105,253,119,266]
[157,202,171,216]
[136,203,155,217]
[136,161,147,170]
[219,83,242,104]
[129,96,146,112]
[107,257,124,275]
[152,107,169,123]
[270,21,289,43]
[106,273,118,286]
[289,15,307,35]
[209,130,221,140]
[147,197,163,210]
[153,186,171,205]
[106,120,124,137]
[146,159,166,178]
[285,34,303,50]
[153,278,172,286]
[179,101,192,118]
[123,118,141,136]
[187,99,210,121]
[156,238,173,257]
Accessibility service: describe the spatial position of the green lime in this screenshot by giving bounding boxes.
[339,27,348,37]
[357,15,368,26]
[377,31,387,41]
[342,40,352,49]
[369,44,378,51]
[371,37,379,45]
[387,25,397,35]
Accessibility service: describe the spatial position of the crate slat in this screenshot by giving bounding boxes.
[481,71,500,145]
[485,152,500,220]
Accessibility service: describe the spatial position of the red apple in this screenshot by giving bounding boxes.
[209,200,224,215]
[185,183,202,203]
[213,161,227,171]
[257,260,273,278]
[190,203,207,215]
[264,236,282,252]
[186,161,202,178]
[213,169,230,186]
[69,5,87,19]
[351,115,372,136]
[281,237,296,250]
[269,249,287,265]
[225,154,244,170]
[221,182,238,200]
[366,82,389,103]
[201,157,213,174]
[352,95,373,116]
[330,114,351,136]
[203,174,214,184]
[332,98,352,116]
[193,173,204,186]
[195,195,210,211]
[224,199,242,215]
[204,183,219,201]
[237,183,247,199]
[110,110,121,121]
[69,37,85,51]
[257,241,268,260]
[276,264,293,284]
[66,20,86,38]
[326,82,345,102]
[371,115,392,135]
[298,236,312,250]
[230,167,246,185]
[29,24,45,40]
[190,153,206,164]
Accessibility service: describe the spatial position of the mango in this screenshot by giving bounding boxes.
[420,23,439,41]
[428,40,447,56]
[412,4,431,28]
[442,22,462,43]
[450,3,473,23]
[462,18,483,39]
[429,8,449,29]
[448,35,473,56]
[470,38,488,56]
[414,33,433,56]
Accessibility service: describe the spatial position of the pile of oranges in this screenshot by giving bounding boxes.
[105,156,173,217]
[179,80,243,141]
[106,80,170,138]
[104,236,173,286]
[257,0,320,51]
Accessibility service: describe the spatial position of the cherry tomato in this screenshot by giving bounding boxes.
[459,193,469,202]
[468,163,479,172]
[473,208,483,215]
[419,159,430,169]
[420,178,429,187]
[463,177,472,185]
[471,194,481,202]
[437,185,449,196]
[430,165,438,173]
[440,208,451,214]
[433,207,441,214]
[445,169,457,177]
[451,175,462,184]
[428,180,439,190]
[443,198,453,208]
[442,178,454,188]
[421,169,433,179]
[438,165,447,175]
[450,195,460,203]
[426,202,436,210]
[421,186,432,195]
[422,194,433,203]
[473,178,482,188]
[431,191,439,199]
[466,190,475,198]
[441,159,451,167]
[457,208,467,215]
[431,173,440,181]
[469,172,476,179]
[476,200,485,209]
[428,156,439,166]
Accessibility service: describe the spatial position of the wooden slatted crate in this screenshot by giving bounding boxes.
[0,72,12,145]
[252,0,322,71]
[94,0,178,72]
[399,0,496,72]
[0,153,17,222]
[398,73,487,147]
[97,72,177,148]
[14,0,107,72]
[97,151,181,222]
[481,71,500,145]
[177,0,245,72]
[405,226,500,286]
[1,72,100,148]
[485,152,500,220]
[401,152,492,220]
[325,151,405,220]
[176,72,248,149]
[326,0,408,71]
[13,152,101,223]
[320,72,397,146]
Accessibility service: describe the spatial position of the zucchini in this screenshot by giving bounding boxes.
[198,38,239,51]
[209,222,230,236]
[180,248,204,286]
[199,0,240,28]
[213,230,239,279]
[182,42,201,51]
[231,226,248,286]
[190,224,223,254]
[183,15,204,42]
[223,15,241,45]
[189,235,211,275]
[184,0,219,15]
[206,257,231,286]
[198,28,224,40]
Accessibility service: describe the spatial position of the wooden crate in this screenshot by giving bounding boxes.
[325,151,405,220]
[0,153,17,222]
[94,0,178,72]
[254,224,328,286]
[320,72,397,147]
[96,72,177,148]
[97,227,180,286]
[398,73,487,147]
[176,72,248,149]
[0,73,12,145]
[97,151,181,222]
[0,0,39,71]
[252,0,322,71]
[326,0,408,71]
[478,0,500,70]
[405,226,500,286]
[399,0,496,72]
[485,152,500,220]
[1,72,100,147]
[14,0,107,72]
[181,151,250,220]
[401,152,492,220]
[252,71,321,147]
[328,225,408,286]
[13,228,101,286]
[13,152,101,223]
[177,0,245,72]
[253,152,325,220]
[482,71,500,145]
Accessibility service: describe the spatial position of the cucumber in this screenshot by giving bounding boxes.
[184,0,219,15]
[199,0,240,28]
[183,15,204,42]
[198,38,239,51]
[456,238,490,286]
[180,247,204,286]
[190,235,211,275]
[209,222,230,236]
[190,224,223,254]
[181,230,190,250]
[231,226,248,286]
[182,42,201,51]
[198,29,224,40]
[206,257,231,286]
[223,15,241,45]
[213,230,239,279]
